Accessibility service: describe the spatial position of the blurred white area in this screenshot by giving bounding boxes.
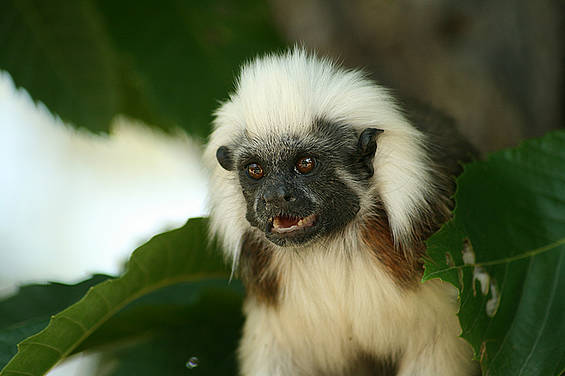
[0,70,209,295]
[0,70,210,375]
[46,354,100,376]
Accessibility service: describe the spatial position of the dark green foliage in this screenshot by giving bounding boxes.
[94,285,243,376]
[0,275,110,367]
[0,0,120,133]
[0,0,284,136]
[0,218,241,376]
[0,275,110,331]
[424,131,565,376]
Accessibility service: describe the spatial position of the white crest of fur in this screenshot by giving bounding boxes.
[204,48,435,260]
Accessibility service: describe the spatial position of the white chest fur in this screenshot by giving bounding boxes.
[238,247,475,376]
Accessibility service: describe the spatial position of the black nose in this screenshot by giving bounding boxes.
[263,186,294,203]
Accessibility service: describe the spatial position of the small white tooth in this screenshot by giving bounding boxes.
[274,225,298,234]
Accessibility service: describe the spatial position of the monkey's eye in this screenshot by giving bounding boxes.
[295,157,315,174]
[247,163,264,179]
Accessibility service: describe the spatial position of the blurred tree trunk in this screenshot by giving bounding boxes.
[269,0,563,154]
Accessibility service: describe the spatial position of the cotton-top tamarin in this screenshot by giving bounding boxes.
[204,48,478,376]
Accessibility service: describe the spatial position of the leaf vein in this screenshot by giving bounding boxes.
[426,236,565,279]
[4,271,226,376]
[516,250,563,375]
[58,315,87,333]
[130,257,149,280]
[2,371,35,376]
[90,288,111,311]
[487,257,535,372]
[21,341,62,356]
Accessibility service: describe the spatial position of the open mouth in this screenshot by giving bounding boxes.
[269,214,317,235]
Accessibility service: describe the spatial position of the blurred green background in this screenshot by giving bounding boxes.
[2,0,562,150]
[1,0,284,138]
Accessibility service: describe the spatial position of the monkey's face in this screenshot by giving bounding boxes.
[216,121,381,247]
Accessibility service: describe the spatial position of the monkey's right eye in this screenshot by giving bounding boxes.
[247,163,264,179]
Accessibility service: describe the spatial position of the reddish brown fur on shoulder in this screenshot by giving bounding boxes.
[361,207,425,287]
[239,231,280,305]
[361,185,454,287]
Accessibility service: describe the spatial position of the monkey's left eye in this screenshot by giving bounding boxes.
[295,157,315,174]
[247,163,264,179]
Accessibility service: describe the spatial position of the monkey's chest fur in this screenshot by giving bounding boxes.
[238,233,462,376]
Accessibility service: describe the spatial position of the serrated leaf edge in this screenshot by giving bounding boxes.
[0,272,227,376]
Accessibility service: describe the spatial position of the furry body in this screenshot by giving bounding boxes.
[204,49,476,375]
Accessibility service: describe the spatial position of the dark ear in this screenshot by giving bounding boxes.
[216,146,234,171]
[357,128,384,179]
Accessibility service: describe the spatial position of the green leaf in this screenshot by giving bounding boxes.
[73,279,244,356]
[0,275,111,368]
[0,0,284,136]
[424,130,565,376]
[0,0,122,133]
[94,0,285,139]
[92,285,243,376]
[0,218,233,376]
[0,278,244,376]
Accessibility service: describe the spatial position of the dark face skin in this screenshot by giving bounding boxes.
[216,121,382,247]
